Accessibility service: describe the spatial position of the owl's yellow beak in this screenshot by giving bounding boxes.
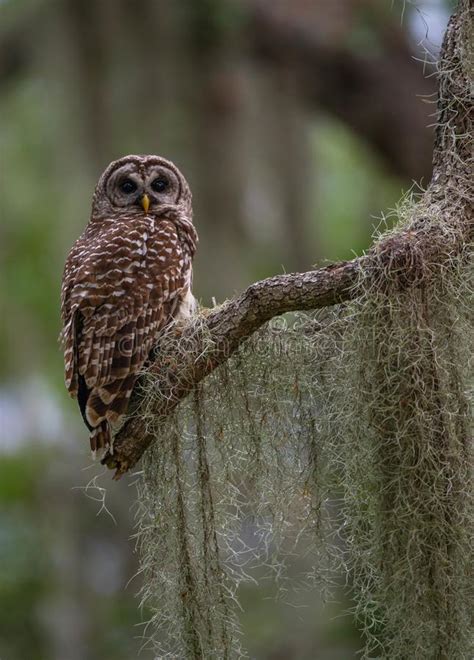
[141,194,150,214]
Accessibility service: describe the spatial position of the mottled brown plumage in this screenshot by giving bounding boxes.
[60,155,198,452]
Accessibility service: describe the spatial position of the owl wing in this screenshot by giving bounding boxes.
[61,218,191,449]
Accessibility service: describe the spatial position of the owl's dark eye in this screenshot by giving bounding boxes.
[151,176,169,193]
[120,179,137,194]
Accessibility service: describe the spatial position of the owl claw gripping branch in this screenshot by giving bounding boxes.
[60,155,198,454]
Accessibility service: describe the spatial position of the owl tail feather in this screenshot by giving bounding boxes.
[90,422,112,454]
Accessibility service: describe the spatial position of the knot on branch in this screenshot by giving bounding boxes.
[369,231,427,293]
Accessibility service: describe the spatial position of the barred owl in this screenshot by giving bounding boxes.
[60,155,198,452]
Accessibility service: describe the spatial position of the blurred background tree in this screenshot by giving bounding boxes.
[0,0,454,658]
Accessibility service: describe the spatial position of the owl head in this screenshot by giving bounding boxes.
[91,154,192,219]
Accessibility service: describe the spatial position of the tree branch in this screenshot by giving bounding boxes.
[102,0,472,479]
[103,259,362,477]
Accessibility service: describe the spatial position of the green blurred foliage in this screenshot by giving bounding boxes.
[312,117,401,262]
[0,453,50,659]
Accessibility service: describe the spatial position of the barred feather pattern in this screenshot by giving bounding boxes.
[60,155,197,452]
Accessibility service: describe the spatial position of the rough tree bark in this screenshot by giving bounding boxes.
[103,1,472,479]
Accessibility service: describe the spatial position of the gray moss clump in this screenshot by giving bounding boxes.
[135,308,342,658]
[134,187,472,658]
[331,198,473,658]
[114,7,474,652]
